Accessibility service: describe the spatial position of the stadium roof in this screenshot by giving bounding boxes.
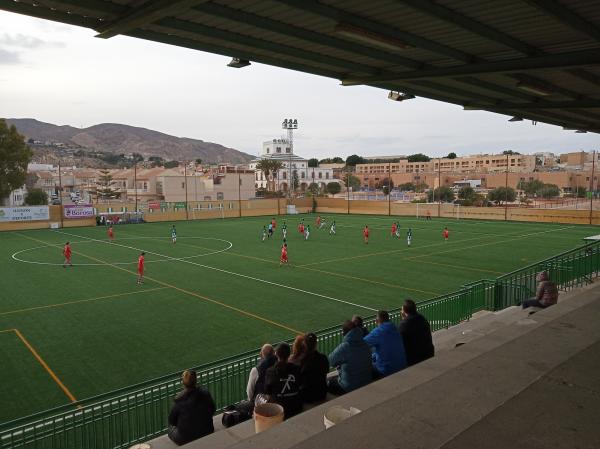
[3,1,600,133]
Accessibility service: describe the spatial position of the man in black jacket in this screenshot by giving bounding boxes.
[300,333,329,403]
[398,300,434,367]
[265,343,303,419]
[168,370,215,446]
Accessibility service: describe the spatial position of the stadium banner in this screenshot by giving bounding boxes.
[148,201,160,210]
[0,206,50,222]
[64,205,95,219]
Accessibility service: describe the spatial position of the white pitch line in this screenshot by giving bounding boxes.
[11,237,232,266]
[53,229,377,312]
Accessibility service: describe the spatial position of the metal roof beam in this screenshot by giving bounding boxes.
[341,48,600,84]
[126,29,343,80]
[95,0,211,39]
[192,2,423,69]
[401,0,540,56]
[0,0,102,28]
[369,81,599,132]
[277,0,475,63]
[526,0,600,42]
[466,99,600,110]
[155,17,379,75]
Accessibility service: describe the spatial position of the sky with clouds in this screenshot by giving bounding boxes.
[0,10,598,159]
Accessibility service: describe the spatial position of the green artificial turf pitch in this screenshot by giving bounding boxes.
[0,214,596,422]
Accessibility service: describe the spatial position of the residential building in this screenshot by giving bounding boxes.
[355,153,536,178]
[249,138,334,191]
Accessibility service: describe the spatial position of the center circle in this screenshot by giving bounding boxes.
[11,236,233,266]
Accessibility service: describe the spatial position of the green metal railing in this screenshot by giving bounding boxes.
[2,241,599,449]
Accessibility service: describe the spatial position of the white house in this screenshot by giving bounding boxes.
[249,138,334,192]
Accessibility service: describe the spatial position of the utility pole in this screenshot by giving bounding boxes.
[238,167,242,218]
[388,160,391,216]
[505,153,509,221]
[437,157,441,218]
[58,160,64,228]
[590,150,596,225]
[134,160,138,215]
[184,162,189,220]
[347,166,350,214]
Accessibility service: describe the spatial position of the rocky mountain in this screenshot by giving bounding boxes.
[6,118,254,164]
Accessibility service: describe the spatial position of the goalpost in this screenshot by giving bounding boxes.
[416,202,460,220]
[416,202,438,219]
[190,204,225,220]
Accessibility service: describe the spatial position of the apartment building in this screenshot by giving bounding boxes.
[355,153,536,177]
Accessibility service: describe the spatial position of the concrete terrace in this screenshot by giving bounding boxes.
[147,281,600,449]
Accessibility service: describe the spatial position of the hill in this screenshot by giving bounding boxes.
[6,118,253,164]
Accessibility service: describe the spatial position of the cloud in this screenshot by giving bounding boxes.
[0,48,20,64]
[0,33,65,49]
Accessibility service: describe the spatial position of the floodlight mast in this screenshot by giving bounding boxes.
[282,119,298,199]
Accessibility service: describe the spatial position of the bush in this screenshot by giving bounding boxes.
[427,186,455,202]
[25,188,48,205]
[326,182,341,195]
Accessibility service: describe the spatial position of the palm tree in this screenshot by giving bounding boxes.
[256,159,284,192]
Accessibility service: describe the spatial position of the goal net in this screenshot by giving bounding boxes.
[416,203,460,220]
[190,204,225,220]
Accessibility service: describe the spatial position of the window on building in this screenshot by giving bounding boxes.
[276,147,281,153]
[283,172,287,179]
[318,172,322,179]
[181,182,185,189]
[286,148,291,153]
[217,192,224,200]
[326,172,329,179]
[301,172,305,179]
[266,148,270,153]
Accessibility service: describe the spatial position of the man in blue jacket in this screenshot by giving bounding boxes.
[364,310,407,377]
[328,320,373,395]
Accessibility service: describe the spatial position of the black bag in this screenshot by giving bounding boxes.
[221,401,253,428]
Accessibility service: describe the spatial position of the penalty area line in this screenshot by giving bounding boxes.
[54,229,377,313]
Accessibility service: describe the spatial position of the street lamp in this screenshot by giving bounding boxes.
[282,118,298,199]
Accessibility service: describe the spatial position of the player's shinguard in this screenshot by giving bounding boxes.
[171,225,177,244]
[137,252,145,284]
[63,242,73,268]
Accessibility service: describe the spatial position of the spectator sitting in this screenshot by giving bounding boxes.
[288,334,307,366]
[246,344,275,401]
[364,310,407,378]
[168,370,215,446]
[522,271,559,309]
[300,332,329,403]
[328,320,373,395]
[398,299,434,367]
[265,343,303,419]
[352,315,369,337]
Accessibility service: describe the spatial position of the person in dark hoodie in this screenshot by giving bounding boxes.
[364,310,407,378]
[168,370,215,446]
[300,332,329,403]
[398,299,434,367]
[328,320,373,395]
[265,343,303,419]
